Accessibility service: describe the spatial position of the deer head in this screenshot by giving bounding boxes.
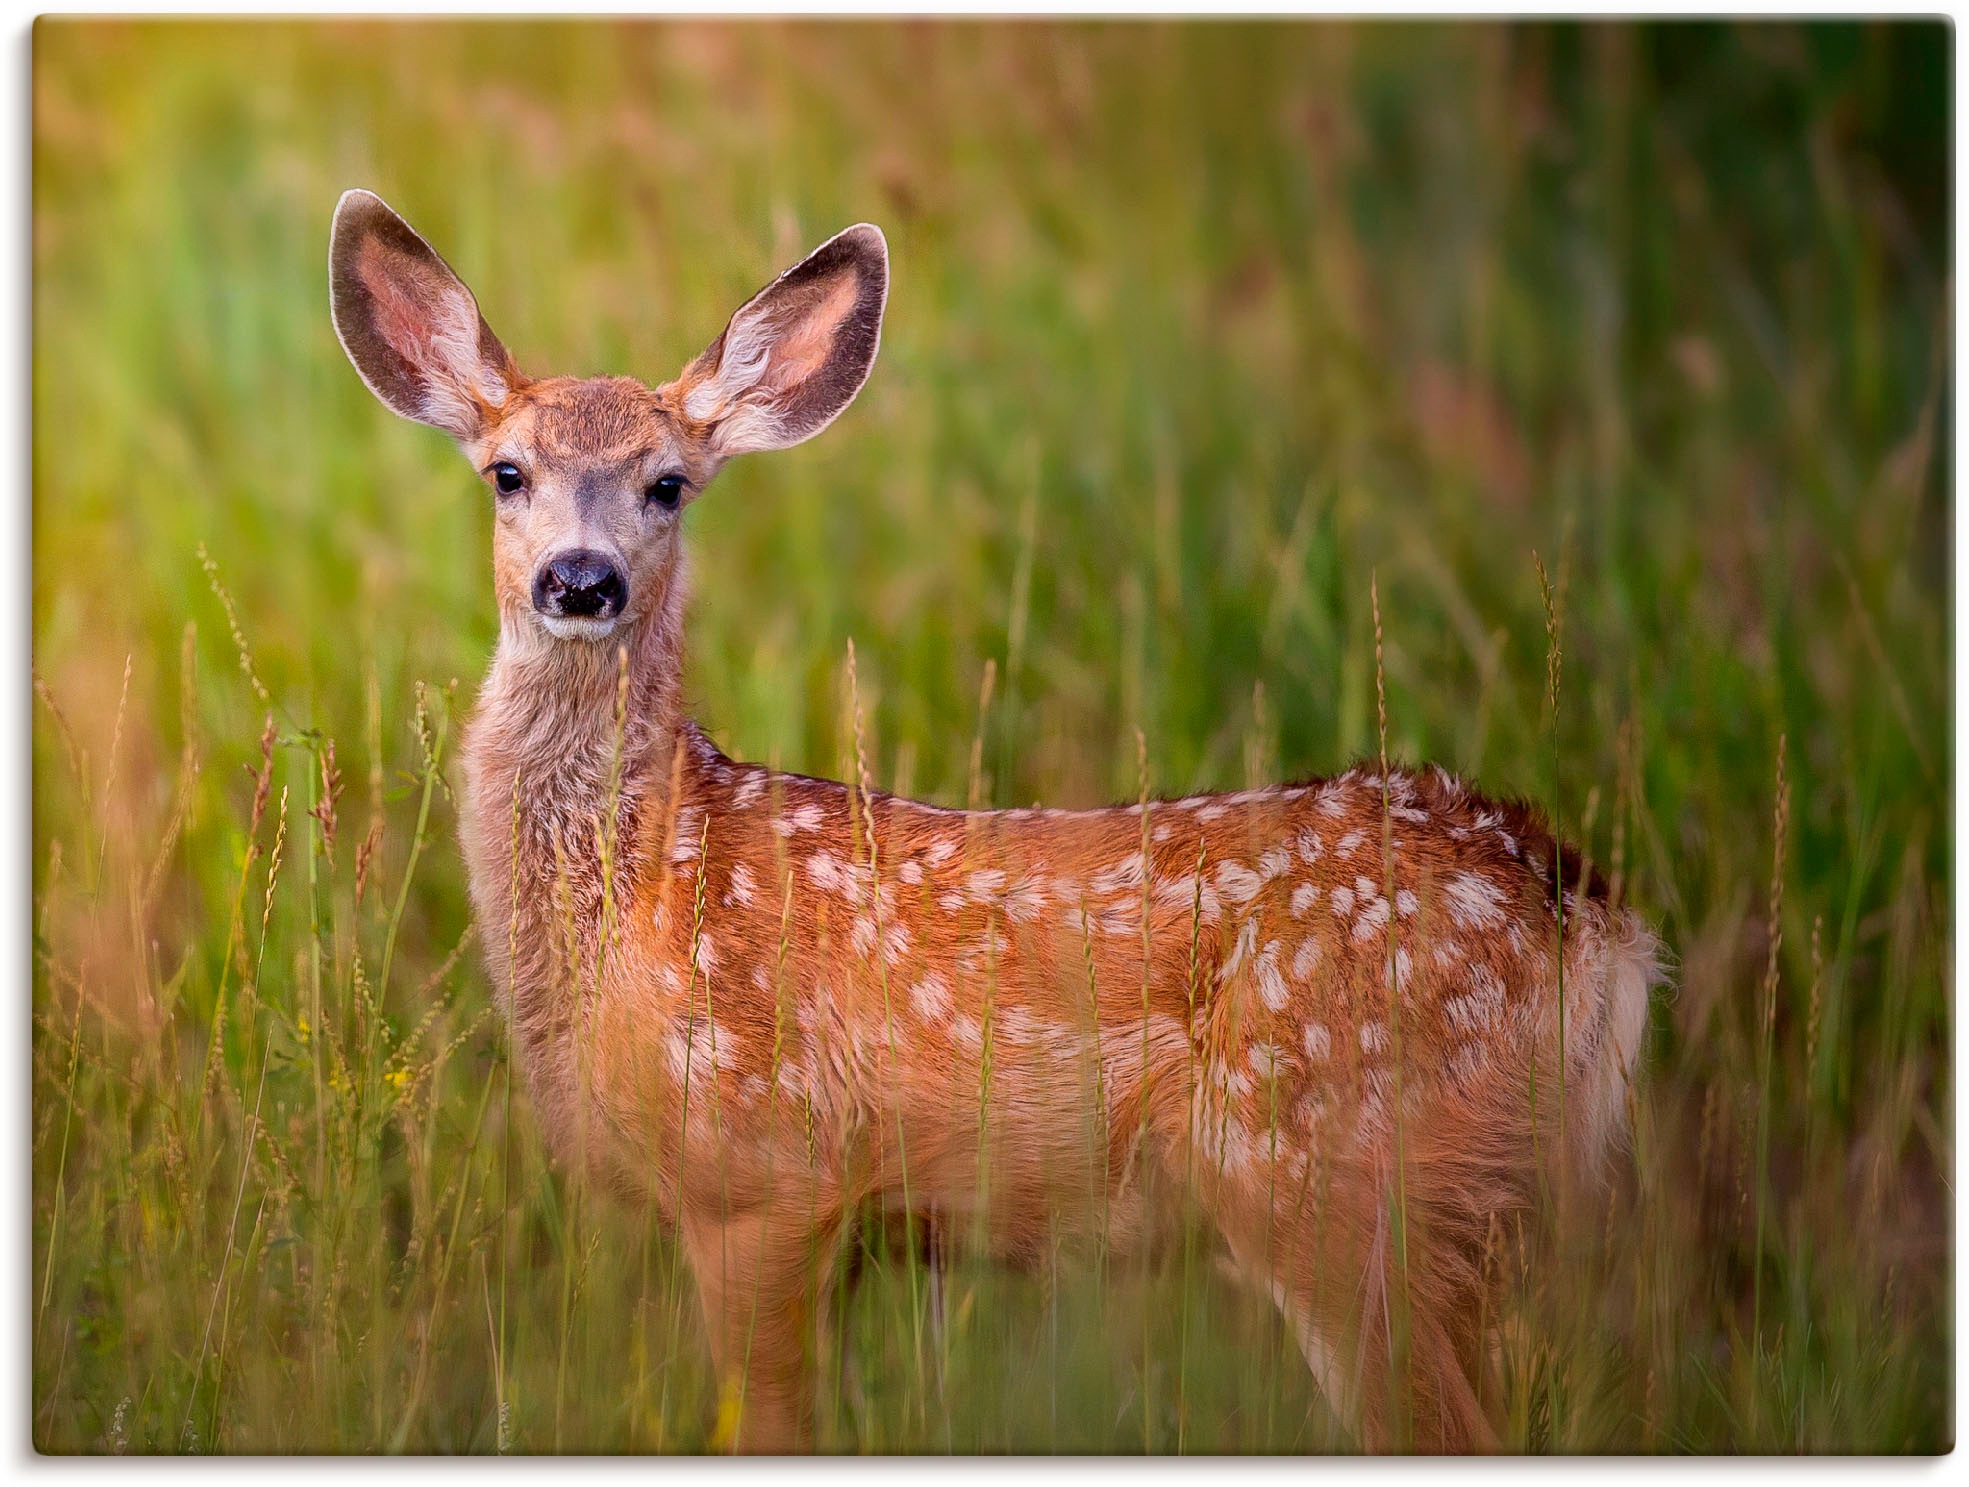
[328,189,888,651]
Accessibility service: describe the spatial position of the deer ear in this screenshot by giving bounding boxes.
[329,189,522,441]
[666,223,887,458]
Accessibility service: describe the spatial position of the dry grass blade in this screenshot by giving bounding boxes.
[1751,733,1789,1359]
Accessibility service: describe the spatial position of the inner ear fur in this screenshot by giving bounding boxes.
[329,189,522,441]
[667,223,888,458]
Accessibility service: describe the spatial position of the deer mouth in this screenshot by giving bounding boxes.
[538,613,622,642]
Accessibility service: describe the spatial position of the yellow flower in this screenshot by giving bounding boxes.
[709,1375,745,1453]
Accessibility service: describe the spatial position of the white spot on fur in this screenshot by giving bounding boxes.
[1154,874,1222,924]
[1216,862,1263,905]
[1002,874,1050,923]
[670,810,704,863]
[1290,883,1320,917]
[1248,1042,1286,1080]
[910,972,952,1022]
[1224,920,1259,978]
[948,1013,983,1050]
[773,802,825,837]
[1292,935,1322,979]
[1090,854,1147,896]
[1255,940,1290,1011]
[1351,895,1390,943]
[805,851,851,899]
[851,913,878,956]
[967,868,1008,899]
[1445,872,1507,929]
[1444,963,1507,1034]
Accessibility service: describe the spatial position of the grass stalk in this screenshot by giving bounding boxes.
[1533,550,1566,1201]
[1371,573,1413,1447]
[1751,734,1790,1386]
[847,638,926,1414]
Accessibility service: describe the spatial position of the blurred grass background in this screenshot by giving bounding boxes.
[32,19,1950,1452]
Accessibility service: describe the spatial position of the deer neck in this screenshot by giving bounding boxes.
[459,580,688,1022]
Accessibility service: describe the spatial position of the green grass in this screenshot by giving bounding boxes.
[32,19,1950,1453]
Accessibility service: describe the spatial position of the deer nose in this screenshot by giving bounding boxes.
[534,550,627,621]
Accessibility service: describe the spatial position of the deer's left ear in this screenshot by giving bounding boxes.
[665,224,888,458]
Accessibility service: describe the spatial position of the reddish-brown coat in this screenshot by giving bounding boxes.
[466,699,1658,1451]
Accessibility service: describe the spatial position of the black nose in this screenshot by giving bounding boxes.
[534,550,627,620]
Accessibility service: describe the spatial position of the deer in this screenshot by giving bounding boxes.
[328,188,1663,1454]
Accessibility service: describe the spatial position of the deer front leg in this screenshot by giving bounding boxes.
[683,1205,840,1453]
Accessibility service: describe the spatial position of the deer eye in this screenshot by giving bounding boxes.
[490,462,526,496]
[647,475,685,510]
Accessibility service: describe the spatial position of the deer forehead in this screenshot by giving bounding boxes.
[477,376,682,467]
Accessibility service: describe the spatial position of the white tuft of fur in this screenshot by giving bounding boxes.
[1563,906,1668,1185]
[539,614,621,642]
[412,287,504,435]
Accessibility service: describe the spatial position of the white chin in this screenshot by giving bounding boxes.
[538,614,620,642]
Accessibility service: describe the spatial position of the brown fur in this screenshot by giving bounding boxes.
[329,190,1665,1452]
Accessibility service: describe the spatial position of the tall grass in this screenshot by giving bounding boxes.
[32,19,1949,1451]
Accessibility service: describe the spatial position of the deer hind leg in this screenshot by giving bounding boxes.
[1349,1252,1496,1455]
[1218,1155,1500,1454]
[683,1205,842,1453]
[1344,1157,1505,1454]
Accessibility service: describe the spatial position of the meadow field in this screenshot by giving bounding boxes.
[31,20,1951,1452]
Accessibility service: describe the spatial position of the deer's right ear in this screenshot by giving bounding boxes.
[329,190,522,442]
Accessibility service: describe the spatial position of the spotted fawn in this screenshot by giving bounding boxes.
[329,189,1664,1452]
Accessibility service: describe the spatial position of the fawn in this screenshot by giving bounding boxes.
[329,189,1662,1452]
